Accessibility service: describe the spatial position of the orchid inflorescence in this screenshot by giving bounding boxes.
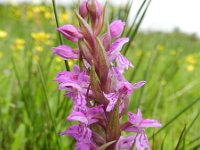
[52,0,161,149]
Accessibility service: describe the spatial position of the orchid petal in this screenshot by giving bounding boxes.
[116,136,135,150]
[52,45,79,59]
[57,24,83,42]
[67,111,88,124]
[141,119,162,128]
[108,37,129,56]
[124,126,140,133]
[135,132,150,150]
[104,92,118,112]
[133,81,146,89]
[116,54,133,72]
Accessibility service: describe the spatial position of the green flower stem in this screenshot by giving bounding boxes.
[52,0,70,71]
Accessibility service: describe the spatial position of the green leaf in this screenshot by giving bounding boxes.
[11,124,26,150]
[90,62,108,105]
[106,98,121,143]
[78,40,94,65]
[96,37,109,87]
[98,140,116,150]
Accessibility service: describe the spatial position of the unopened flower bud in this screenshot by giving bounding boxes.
[87,0,103,17]
[79,0,88,18]
[101,33,111,51]
[57,24,83,42]
[109,20,125,38]
[52,45,80,60]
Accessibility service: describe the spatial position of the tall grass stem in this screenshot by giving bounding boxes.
[52,0,70,71]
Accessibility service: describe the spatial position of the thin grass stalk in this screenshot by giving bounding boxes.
[129,52,144,82]
[160,134,167,150]
[190,144,200,150]
[123,0,134,22]
[149,51,181,103]
[175,124,187,150]
[37,63,61,149]
[179,112,200,150]
[136,48,157,107]
[151,97,200,139]
[184,111,200,136]
[11,58,32,122]
[151,132,155,150]
[52,0,70,71]
[123,0,151,55]
[117,1,124,20]
[152,84,163,118]
[187,136,200,146]
[124,0,147,37]
[45,54,55,79]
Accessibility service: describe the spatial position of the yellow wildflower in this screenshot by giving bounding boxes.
[186,65,194,72]
[68,60,73,67]
[16,38,25,45]
[170,50,176,56]
[27,10,33,19]
[135,49,142,57]
[13,10,21,18]
[46,40,54,46]
[156,44,165,52]
[55,58,73,67]
[31,32,50,43]
[0,30,7,39]
[55,57,63,63]
[56,66,61,71]
[186,55,196,65]
[33,55,39,62]
[33,6,46,13]
[44,11,52,19]
[0,51,3,59]
[12,38,25,51]
[34,45,43,52]
[60,12,70,23]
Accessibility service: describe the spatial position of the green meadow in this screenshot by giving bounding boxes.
[0,2,200,150]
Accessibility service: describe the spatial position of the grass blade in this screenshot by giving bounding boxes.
[190,144,200,150]
[129,51,144,82]
[185,111,200,136]
[179,111,200,150]
[11,58,32,121]
[123,0,151,55]
[188,136,200,146]
[160,134,167,150]
[175,124,187,150]
[37,63,61,149]
[151,97,200,138]
[122,0,134,23]
[124,0,147,37]
[136,48,157,107]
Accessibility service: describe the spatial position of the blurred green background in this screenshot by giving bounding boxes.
[0,1,200,149]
